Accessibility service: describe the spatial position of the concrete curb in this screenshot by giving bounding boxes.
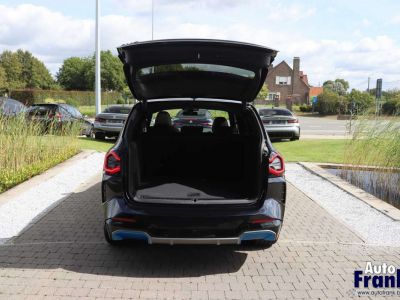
[298,162,400,221]
[0,150,100,208]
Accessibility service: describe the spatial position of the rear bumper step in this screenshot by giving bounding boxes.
[111,229,276,245]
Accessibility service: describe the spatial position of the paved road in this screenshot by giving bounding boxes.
[0,176,399,299]
[298,116,349,138]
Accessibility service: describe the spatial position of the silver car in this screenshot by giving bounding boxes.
[258,108,300,141]
[93,105,132,139]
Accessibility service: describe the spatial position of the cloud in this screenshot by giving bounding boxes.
[390,15,400,24]
[0,3,399,90]
[112,0,248,12]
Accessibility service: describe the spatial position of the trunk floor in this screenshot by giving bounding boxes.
[136,179,247,199]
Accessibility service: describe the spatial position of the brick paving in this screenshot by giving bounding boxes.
[0,182,399,299]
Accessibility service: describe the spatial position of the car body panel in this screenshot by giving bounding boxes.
[26,103,92,135]
[117,39,277,102]
[0,98,26,116]
[93,105,132,136]
[258,108,300,139]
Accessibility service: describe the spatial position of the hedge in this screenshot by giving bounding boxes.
[10,89,123,107]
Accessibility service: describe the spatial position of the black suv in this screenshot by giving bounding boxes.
[102,39,286,247]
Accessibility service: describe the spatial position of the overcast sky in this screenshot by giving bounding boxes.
[1,0,399,90]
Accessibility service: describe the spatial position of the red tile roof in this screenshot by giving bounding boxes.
[310,87,323,97]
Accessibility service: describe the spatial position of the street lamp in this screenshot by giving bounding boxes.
[95,0,101,115]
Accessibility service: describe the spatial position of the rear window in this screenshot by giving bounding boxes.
[176,109,211,118]
[259,109,292,116]
[149,109,230,133]
[139,63,255,79]
[27,105,57,116]
[103,106,132,114]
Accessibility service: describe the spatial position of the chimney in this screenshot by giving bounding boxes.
[292,57,300,94]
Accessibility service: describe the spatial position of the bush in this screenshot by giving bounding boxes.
[9,89,123,107]
[382,97,400,115]
[299,104,312,112]
[315,90,343,115]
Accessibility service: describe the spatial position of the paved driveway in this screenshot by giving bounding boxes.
[0,178,399,299]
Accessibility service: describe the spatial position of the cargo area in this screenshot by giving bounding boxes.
[128,133,263,202]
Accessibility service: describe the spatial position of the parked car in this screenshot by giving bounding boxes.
[26,103,93,136]
[172,108,213,132]
[102,39,286,247]
[0,98,26,116]
[93,105,132,139]
[258,108,300,141]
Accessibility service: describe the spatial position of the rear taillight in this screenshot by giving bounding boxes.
[287,119,298,123]
[269,153,285,176]
[111,217,136,223]
[104,150,121,175]
[249,217,275,224]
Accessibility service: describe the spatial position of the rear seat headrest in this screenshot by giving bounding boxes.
[212,117,231,135]
[155,111,172,127]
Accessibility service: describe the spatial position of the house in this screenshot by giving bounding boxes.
[265,57,315,105]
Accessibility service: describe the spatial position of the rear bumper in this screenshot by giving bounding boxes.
[93,123,123,133]
[111,229,277,245]
[265,125,300,138]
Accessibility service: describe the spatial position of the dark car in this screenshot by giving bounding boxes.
[102,39,286,247]
[26,103,93,136]
[258,108,300,141]
[172,108,213,132]
[93,105,132,139]
[0,98,26,116]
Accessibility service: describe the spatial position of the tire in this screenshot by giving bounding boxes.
[104,224,119,245]
[86,126,94,138]
[290,136,300,141]
[95,132,106,140]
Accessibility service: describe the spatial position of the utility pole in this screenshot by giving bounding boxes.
[95,0,101,115]
[151,0,154,40]
[375,78,382,116]
[367,77,370,94]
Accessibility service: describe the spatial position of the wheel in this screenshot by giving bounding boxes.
[95,132,106,140]
[86,126,95,138]
[104,224,119,245]
[290,136,300,141]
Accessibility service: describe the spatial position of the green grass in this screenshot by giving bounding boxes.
[78,137,115,152]
[78,105,108,117]
[273,139,347,163]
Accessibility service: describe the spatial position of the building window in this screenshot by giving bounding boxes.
[267,92,280,101]
[275,76,291,85]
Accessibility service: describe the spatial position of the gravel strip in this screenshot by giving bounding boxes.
[0,151,104,244]
[285,163,400,247]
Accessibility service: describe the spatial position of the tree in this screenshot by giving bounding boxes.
[323,78,349,96]
[0,49,54,90]
[0,50,24,90]
[57,57,92,90]
[16,50,54,89]
[346,89,374,114]
[57,51,126,92]
[0,66,7,91]
[256,84,269,100]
